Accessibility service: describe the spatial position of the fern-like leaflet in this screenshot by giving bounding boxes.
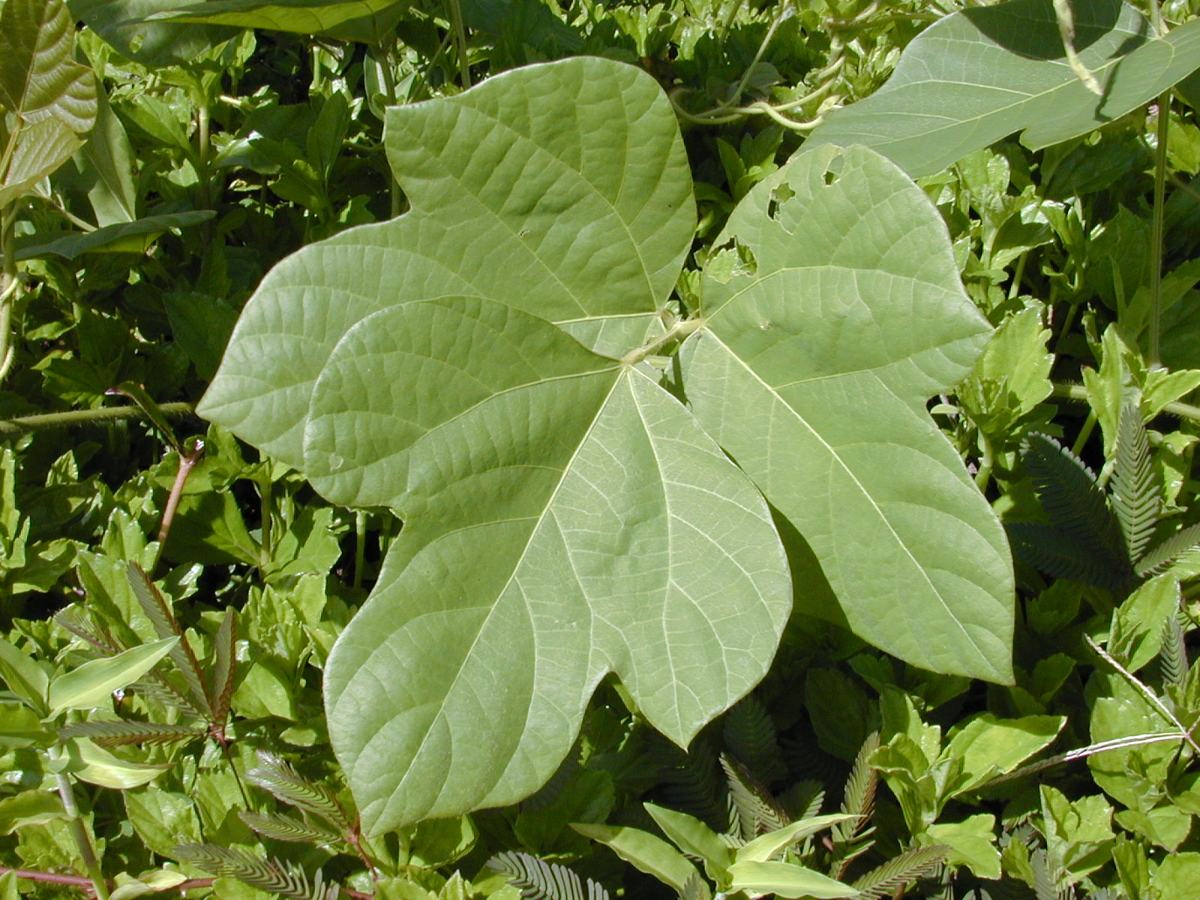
[486,851,610,900]
[175,844,340,900]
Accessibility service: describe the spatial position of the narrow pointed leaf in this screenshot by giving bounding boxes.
[807,0,1200,177]
[48,636,178,716]
[726,860,858,899]
[0,636,49,714]
[736,814,859,864]
[680,144,1014,682]
[645,803,734,872]
[570,824,699,894]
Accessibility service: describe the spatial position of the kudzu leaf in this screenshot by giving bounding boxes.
[201,58,789,835]
[807,0,1200,177]
[680,145,1014,682]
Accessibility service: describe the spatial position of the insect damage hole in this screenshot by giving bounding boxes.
[766,182,795,221]
[822,157,845,186]
[706,237,758,284]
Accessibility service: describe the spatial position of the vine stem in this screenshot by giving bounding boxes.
[0,206,18,386]
[0,866,214,892]
[54,773,109,900]
[0,402,195,436]
[1149,90,1170,366]
[1052,382,1200,425]
[621,316,706,367]
[152,439,205,576]
[0,867,373,900]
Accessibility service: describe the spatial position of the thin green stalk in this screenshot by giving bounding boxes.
[374,42,404,219]
[973,429,995,493]
[55,773,109,900]
[447,0,471,88]
[1053,381,1200,425]
[354,510,367,591]
[197,98,214,245]
[1148,90,1170,366]
[1071,410,1097,457]
[0,207,17,386]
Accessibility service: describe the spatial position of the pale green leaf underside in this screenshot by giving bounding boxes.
[198,57,693,470]
[807,0,1200,177]
[682,145,1014,682]
[200,60,782,835]
[319,300,791,832]
[150,0,409,37]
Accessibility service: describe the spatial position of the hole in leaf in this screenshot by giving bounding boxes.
[766,183,795,221]
[823,157,844,185]
[706,238,758,284]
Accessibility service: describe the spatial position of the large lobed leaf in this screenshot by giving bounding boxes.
[681,146,1014,682]
[201,58,788,833]
[808,0,1200,177]
[201,57,1013,834]
[0,0,97,207]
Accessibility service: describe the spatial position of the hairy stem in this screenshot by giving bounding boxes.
[153,439,205,575]
[0,402,195,436]
[621,316,706,367]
